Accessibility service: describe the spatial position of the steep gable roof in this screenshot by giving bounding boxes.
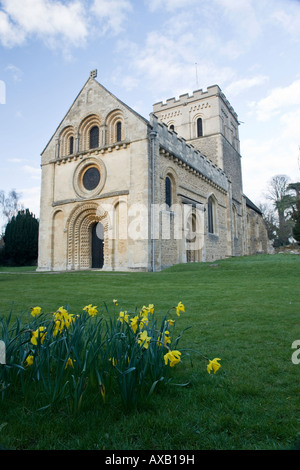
[41,73,149,155]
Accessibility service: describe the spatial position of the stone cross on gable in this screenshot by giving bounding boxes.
[90,69,97,79]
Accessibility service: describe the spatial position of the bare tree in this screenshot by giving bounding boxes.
[265,175,294,246]
[0,189,23,223]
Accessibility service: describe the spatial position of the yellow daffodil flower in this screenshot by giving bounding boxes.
[88,306,98,317]
[113,299,118,306]
[139,317,149,329]
[31,327,47,345]
[130,315,139,333]
[53,307,76,335]
[30,306,41,317]
[164,350,181,367]
[65,357,74,369]
[138,330,151,349]
[148,304,154,314]
[109,357,117,367]
[167,319,175,326]
[25,355,34,366]
[207,358,221,374]
[140,306,149,318]
[118,311,129,324]
[157,331,171,347]
[176,301,185,317]
[83,304,98,316]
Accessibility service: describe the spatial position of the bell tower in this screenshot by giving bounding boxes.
[153,85,243,202]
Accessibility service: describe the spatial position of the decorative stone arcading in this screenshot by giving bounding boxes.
[66,202,109,270]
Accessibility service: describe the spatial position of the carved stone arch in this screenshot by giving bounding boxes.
[167,120,176,132]
[79,114,101,151]
[105,109,125,144]
[59,125,75,157]
[66,202,110,270]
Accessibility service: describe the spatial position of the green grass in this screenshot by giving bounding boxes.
[0,253,299,450]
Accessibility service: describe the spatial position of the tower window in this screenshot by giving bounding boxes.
[116,121,122,142]
[165,176,172,208]
[169,124,175,132]
[197,118,203,137]
[89,126,99,149]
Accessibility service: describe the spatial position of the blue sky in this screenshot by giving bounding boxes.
[1,0,300,223]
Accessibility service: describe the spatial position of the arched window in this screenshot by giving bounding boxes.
[208,196,214,234]
[197,118,203,137]
[165,176,172,208]
[69,136,74,155]
[89,126,99,149]
[116,121,122,142]
[169,124,175,132]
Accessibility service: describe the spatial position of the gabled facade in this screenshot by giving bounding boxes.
[37,71,268,272]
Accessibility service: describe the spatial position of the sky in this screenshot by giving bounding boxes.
[0,0,300,224]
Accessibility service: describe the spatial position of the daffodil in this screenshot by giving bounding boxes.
[148,304,154,314]
[130,315,139,333]
[25,355,34,366]
[176,301,185,317]
[207,358,221,374]
[65,357,74,369]
[167,319,175,326]
[109,357,117,367]
[88,305,98,317]
[164,350,181,367]
[138,330,151,349]
[139,317,148,329]
[53,307,76,335]
[140,306,149,318]
[31,327,47,345]
[83,304,98,316]
[140,304,155,318]
[118,311,129,324]
[113,299,118,306]
[157,331,171,347]
[30,306,41,317]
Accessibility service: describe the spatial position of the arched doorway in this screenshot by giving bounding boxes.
[92,222,104,268]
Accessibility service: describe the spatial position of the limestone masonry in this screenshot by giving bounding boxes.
[37,71,268,272]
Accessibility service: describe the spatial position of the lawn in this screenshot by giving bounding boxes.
[0,253,299,450]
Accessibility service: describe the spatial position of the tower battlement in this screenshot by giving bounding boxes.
[153,84,238,123]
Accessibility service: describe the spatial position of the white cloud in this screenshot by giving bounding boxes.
[20,186,41,217]
[253,79,300,121]
[271,3,300,40]
[5,64,23,81]
[147,0,197,12]
[225,75,269,97]
[22,165,41,181]
[0,0,89,48]
[91,0,132,35]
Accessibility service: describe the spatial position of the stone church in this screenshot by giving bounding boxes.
[37,70,268,272]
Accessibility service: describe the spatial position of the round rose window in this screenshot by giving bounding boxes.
[82,167,100,191]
